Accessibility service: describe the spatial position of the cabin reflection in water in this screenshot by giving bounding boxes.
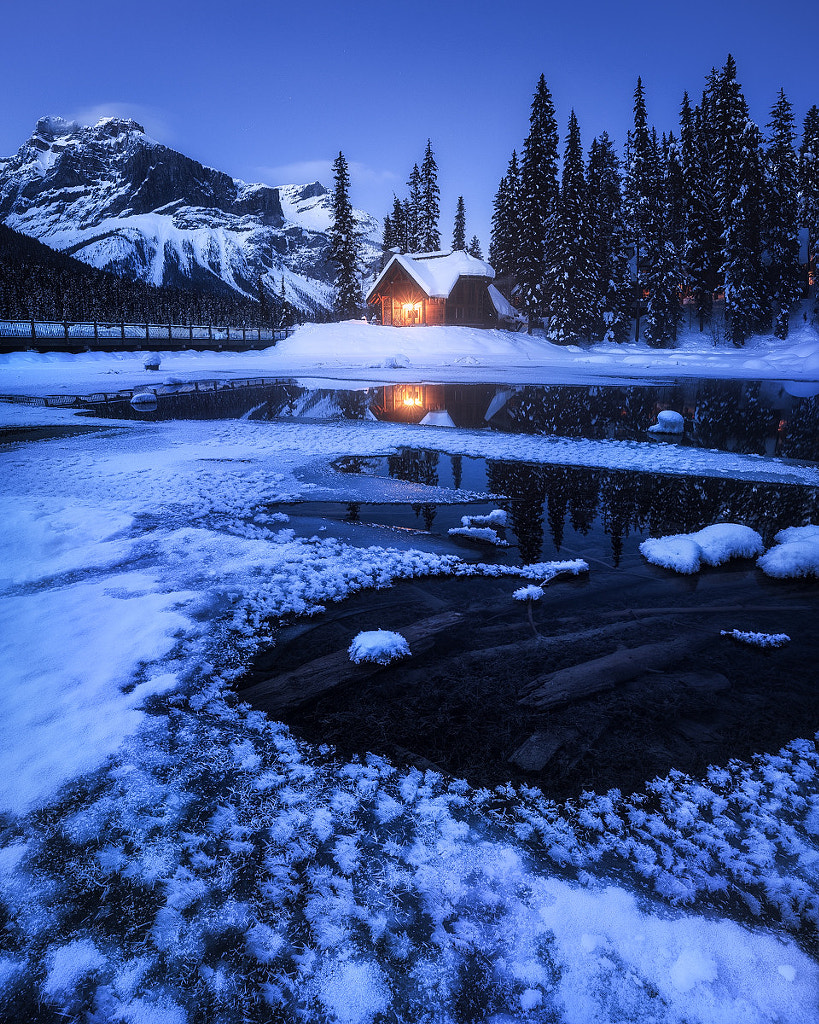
[368,384,503,428]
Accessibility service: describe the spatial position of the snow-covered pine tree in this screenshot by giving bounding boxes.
[489,150,521,278]
[452,196,466,250]
[765,90,802,338]
[420,140,441,251]
[680,92,716,330]
[390,196,407,253]
[798,105,819,306]
[406,164,423,252]
[586,132,631,342]
[643,133,683,347]
[712,55,768,345]
[467,235,483,259]
[518,75,560,333]
[623,77,660,342]
[545,111,595,344]
[328,151,363,320]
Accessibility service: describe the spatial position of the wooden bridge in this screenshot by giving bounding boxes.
[0,318,293,354]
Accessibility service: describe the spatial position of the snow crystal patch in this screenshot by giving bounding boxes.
[117,996,188,1024]
[640,523,764,574]
[348,630,410,666]
[513,585,544,601]
[758,524,819,578]
[721,629,791,648]
[42,939,106,1000]
[315,958,390,1024]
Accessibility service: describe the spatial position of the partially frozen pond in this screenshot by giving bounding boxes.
[77,375,819,460]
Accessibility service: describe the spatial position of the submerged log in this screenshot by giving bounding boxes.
[519,633,713,710]
[240,610,462,716]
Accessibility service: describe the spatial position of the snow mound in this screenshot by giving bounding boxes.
[721,629,791,647]
[461,509,507,528]
[513,584,544,601]
[757,524,819,579]
[348,630,410,666]
[640,524,764,574]
[447,526,508,546]
[648,409,685,434]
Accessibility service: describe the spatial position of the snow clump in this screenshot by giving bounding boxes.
[461,509,508,528]
[757,525,819,578]
[721,629,791,647]
[348,629,410,665]
[640,523,764,574]
[648,409,685,434]
[513,585,544,601]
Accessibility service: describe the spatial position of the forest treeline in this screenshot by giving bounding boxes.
[0,223,295,327]
[486,56,819,346]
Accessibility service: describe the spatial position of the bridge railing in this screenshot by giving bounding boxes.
[0,319,292,346]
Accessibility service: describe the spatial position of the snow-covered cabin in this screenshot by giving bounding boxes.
[367,249,523,329]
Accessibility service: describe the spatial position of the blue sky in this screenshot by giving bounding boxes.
[3,0,818,250]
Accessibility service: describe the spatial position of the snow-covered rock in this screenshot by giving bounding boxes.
[0,117,383,316]
[648,409,685,434]
[640,523,765,574]
[757,524,819,578]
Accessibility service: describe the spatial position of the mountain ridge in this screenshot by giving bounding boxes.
[0,116,383,315]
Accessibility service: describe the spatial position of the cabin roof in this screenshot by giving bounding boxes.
[366,249,495,302]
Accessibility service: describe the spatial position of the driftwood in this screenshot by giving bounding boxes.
[509,729,578,772]
[240,610,462,716]
[463,615,679,666]
[519,633,713,710]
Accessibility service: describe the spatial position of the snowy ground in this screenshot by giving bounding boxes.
[1,325,818,1022]
[1,317,818,399]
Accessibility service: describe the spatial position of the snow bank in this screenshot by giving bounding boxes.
[640,524,765,574]
[348,630,410,666]
[757,524,819,578]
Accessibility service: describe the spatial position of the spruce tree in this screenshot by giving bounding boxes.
[586,133,631,342]
[680,92,716,330]
[643,132,683,347]
[390,196,407,253]
[765,90,801,337]
[467,235,483,259]
[712,55,768,345]
[419,140,441,251]
[405,164,422,252]
[545,111,595,344]
[518,75,560,332]
[623,77,660,342]
[798,105,819,304]
[489,150,521,277]
[452,196,466,250]
[328,151,362,320]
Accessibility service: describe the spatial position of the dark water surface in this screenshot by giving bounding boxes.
[81,376,819,462]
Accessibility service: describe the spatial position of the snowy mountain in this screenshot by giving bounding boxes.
[0,116,383,315]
